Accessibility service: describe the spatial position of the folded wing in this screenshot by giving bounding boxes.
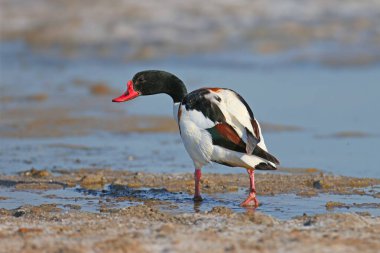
[182,88,279,165]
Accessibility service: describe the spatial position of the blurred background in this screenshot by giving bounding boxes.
[1,0,380,177]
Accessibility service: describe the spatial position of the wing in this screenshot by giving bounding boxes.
[206,123,246,153]
[182,88,279,165]
[183,88,259,134]
[206,122,279,165]
[209,89,261,152]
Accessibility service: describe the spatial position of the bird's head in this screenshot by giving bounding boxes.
[112,70,187,103]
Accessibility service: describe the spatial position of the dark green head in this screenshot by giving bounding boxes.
[112,70,188,103]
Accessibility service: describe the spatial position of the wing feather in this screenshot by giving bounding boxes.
[245,127,258,154]
[216,89,260,150]
[182,88,279,165]
[206,123,246,153]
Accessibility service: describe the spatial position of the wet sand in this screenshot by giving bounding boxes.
[1,205,379,253]
[0,169,379,253]
[3,168,379,197]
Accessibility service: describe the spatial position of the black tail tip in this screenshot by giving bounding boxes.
[255,162,277,170]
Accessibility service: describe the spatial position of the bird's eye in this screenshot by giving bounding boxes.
[137,76,145,82]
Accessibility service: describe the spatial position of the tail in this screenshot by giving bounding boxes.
[252,146,279,170]
[211,145,280,171]
[252,146,280,165]
[240,152,279,171]
[255,162,277,170]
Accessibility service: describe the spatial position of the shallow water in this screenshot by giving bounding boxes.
[1,131,379,178]
[1,184,379,220]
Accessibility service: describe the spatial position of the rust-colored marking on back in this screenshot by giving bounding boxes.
[208,87,222,92]
[215,123,245,146]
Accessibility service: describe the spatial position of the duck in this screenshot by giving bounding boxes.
[112,70,279,207]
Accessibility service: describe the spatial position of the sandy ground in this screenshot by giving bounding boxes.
[1,205,379,253]
[0,169,380,253]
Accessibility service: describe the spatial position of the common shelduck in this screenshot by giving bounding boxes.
[112,70,279,207]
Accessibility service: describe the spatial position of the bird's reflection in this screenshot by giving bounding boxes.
[193,199,203,213]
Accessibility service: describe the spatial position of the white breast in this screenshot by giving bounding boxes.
[176,105,214,168]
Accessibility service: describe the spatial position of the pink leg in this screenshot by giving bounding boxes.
[193,168,203,201]
[240,169,259,207]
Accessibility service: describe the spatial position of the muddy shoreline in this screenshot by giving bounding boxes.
[0,169,379,252]
[2,168,380,197]
[1,205,379,253]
